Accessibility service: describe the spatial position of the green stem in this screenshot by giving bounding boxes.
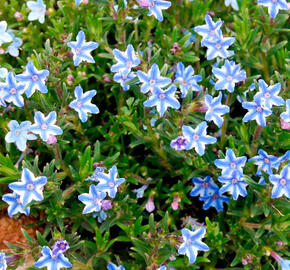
[250,125,263,156]
[220,93,233,148]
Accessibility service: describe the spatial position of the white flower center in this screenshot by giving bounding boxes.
[32,75,39,82]
[159,93,166,99]
[232,178,238,184]
[215,43,222,50]
[202,182,209,188]
[280,178,286,186]
[256,106,262,112]
[182,80,187,85]
[109,182,115,188]
[272,0,277,2]
[149,79,156,85]
[186,238,192,245]
[127,60,132,67]
[75,47,82,55]
[10,88,17,94]
[41,123,48,130]
[212,194,218,199]
[230,162,236,169]
[16,198,21,204]
[26,183,35,190]
[93,198,99,205]
[264,92,271,98]
[193,134,200,141]
[226,75,233,81]
[210,30,215,36]
[15,130,21,136]
[263,158,270,164]
[76,101,82,108]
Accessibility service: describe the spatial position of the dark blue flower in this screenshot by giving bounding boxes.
[2,193,30,217]
[280,99,290,122]
[190,176,219,197]
[269,165,289,199]
[200,189,230,212]
[258,0,288,18]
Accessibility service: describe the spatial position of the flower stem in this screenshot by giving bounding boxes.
[220,93,232,148]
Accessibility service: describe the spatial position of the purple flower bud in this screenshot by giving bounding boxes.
[47,134,57,145]
[145,196,155,212]
[101,200,112,210]
[52,239,69,255]
[170,136,188,151]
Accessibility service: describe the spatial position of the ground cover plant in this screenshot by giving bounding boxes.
[0,0,289,269]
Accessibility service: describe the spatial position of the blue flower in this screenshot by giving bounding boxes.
[52,240,70,255]
[2,193,30,217]
[254,79,285,109]
[27,0,46,24]
[5,120,37,151]
[174,62,202,98]
[204,93,230,128]
[133,185,148,199]
[202,31,235,60]
[143,85,180,117]
[170,136,188,151]
[183,28,196,46]
[75,0,83,5]
[0,72,25,107]
[269,165,289,199]
[111,44,140,73]
[86,167,107,182]
[16,61,49,98]
[146,0,171,22]
[8,168,47,206]
[182,121,217,156]
[273,150,290,169]
[0,21,13,46]
[7,30,22,57]
[280,99,290,122]
[95,210,107,223]
[95,165,126,198]
[178,227,209,264]
[242,96,272,127]
[0,253,7,270]
[258,0,288,18]
[194,14,223,46]
[78,184,106,214]
[157,266,167,270]
[107,263,125,270]
[190,176,219,197]
[225,0,239,10]
[30,111,63,142]
[218,171,248,200]
[69,86,99,122]
[137,63,171,94]
[67,30,99,67]
[113,69,136,91]
[200,189,230,212]
[214,148,247,177]
[212,60,246,93]
[0,67,8,80]
[34,246,72,270]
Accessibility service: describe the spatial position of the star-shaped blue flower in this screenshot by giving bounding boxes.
[178,226,209,264]
[218,171,248,200]
[174,62,202,98]
[269,165,289,199]
[34,246,72,270]
[146,0,171,22]
[225,0,239,10]
[194,14,223,46]
[78,184,106,214]
[0,72,25,107]
[5,120,37,151]
[0,21,13,46]
[280,99,290,122]
[137,63,171,94]
[30,111,63,142]
[200,189,230,212]
[182,121,217,156]
[143,85,180,117]
[6,30,23,57]
[214,148,247,177]
[111,44,140,73]
[212,60,246,93]
[15,61,49,98]
[2,193,30,217]
[8,168,47,206]
[69,86,99,123]
[107,263,125,270]
[67,30,99,67]
[95,165,126,198]
[190,176,219,197]
[202,31,235,60]
[205,93,230,128]
[242,96,272,127]
[0,253,7,270]
[254,79,285,109]
[27,0,46,24]
[113,69,136,91]
[258,0,288,18]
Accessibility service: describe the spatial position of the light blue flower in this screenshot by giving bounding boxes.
[269,165,289,199]
[280,99,290,122]
[137,63,171,94]
[95,165,126,198]
[2,193,30,217]
[273,150,290,170]
[133,185,148,199]
[174,62,202,98]
[258,0,288,18]
[194,14,223,46]
[147,0,171,22]
[204,93,230,128]
[111,44,140,73]
[7,30,22,57]
[34,246,72,270]
[30,111,63,142]
[5,120,37,151]
[27,0,46,24]
[144,85,180,117]
[182,121,217,156]
[280,257,290,270]
[225,0,239,10]
[190,176,219,197]
[200,189,230,212]
[0,253,7,270]
[78,184,106,214]
[214,148,247,177]
[254,79,285,109]
[0,72,25,107]
[113,69,136,91]
[67,30,99,67]
[237,83,256,103]
[75,0,83,5]
[107,263,125,270]
[218,171,248,200]
[0,67,8,80]
[178,227,209,264]
[8,168,47,206]
[16,61,49,98]
[183,28,196,46]
[212,60,246,93]
[86,167,107,182]
[0,21,13,46]
[157,266,167,270]
[69,86,99,122]
[202,31,235,60]
[242,96,272,127]
[96,210,107,223]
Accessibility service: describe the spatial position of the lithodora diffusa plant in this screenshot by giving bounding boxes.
[0,0,289,269]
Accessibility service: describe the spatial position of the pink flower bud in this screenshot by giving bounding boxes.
[281,119,290,130]
[0,48,5,54]
[14,11,23,21]
[171,196,179,210]
[145,196,155,213]
[101,200,112,210]
[83,0,89,4]
[137,0,150,8]
[103,75,111,82]
[47,135,57,145]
